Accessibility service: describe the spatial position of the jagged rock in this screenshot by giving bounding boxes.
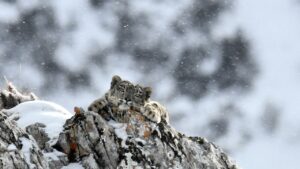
[0,83,69,169]
[0,112,49,169]
[25,123,50,150]
[0,83,49,169]
[54,76,239,168]
[0,82,37,110]
[0,81,240,169]
[56,109,239,169]
[44,150,69,169]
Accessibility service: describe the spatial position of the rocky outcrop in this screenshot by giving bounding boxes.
[25,123,50,150]
[0,83,68,169]
[0,82,47,169]
[55,107,239,169]
[0,111,49,169]
[0,82,240,169]
[0,82,37,110]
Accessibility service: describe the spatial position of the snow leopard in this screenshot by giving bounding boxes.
[88,75,134,113]
[131,85,170,124]
[127,84,152,109]
[88,75,169,124]
[143,100,170,124]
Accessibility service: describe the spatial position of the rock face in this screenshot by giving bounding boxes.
[0,83,68,169]
[55,76,239,169]
[0,82,37,110]
[55,108,238,169]
[0,80,240,169]
[0,82,47,169]
[0,109,49,169]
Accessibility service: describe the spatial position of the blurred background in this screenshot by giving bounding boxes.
[0,0,300,168]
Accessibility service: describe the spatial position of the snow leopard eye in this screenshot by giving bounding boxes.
[117,83,126,93]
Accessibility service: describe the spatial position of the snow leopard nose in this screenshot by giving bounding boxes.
[125,86,134,102]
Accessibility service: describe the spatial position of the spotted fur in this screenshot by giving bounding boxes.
[130,85,169,124]
[126,84,152,110]
[88,75,134,113]
[143,100,170,124]
[88,75,169,124]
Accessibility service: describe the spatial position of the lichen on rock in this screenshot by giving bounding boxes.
[0,78,240,169]
[55,76,240,169]
[56,108,239,169]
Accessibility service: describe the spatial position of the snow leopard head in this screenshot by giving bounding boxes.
[131,84,152,106]
[108,75,152,106]
[108,75,135,101]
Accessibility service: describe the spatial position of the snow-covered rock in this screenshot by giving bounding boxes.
[0,111,49,169]
[0,82,240,169]
[5,100,73,142]
[56,107,239,169]
[0,84,69,169]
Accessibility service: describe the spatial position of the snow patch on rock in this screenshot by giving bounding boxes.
[61,163,84,169]
[6,100,73,141]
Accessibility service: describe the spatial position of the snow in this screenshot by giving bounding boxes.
[52,0,115,72]
[20,137,36,168]
[44,149,66,161]
[0,0,299,168]
[6,100,73,140]
[7,144,17,151]
[0,2,19,23]
[61,163,84,169]
[213,0,300,168]
[3,64,45,90]
[108,120,128,140]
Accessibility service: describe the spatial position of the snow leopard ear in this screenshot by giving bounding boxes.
[144,87,152,100]
[111,75,122,89]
